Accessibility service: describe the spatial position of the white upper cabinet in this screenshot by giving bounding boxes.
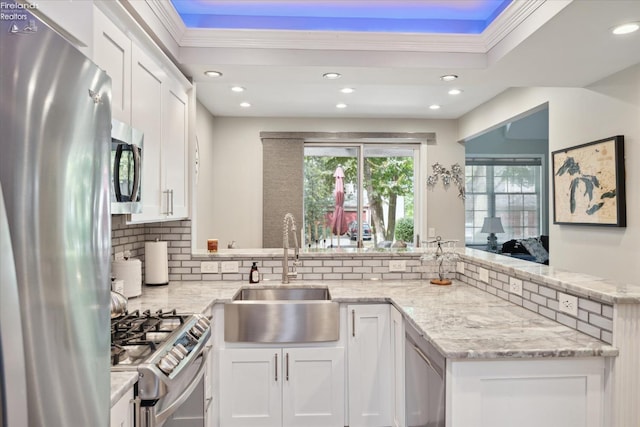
[162,82,190,219]
[92,4,192,222]
[92,7,132,124]
[35,0,94,55]
[130,44,164,221]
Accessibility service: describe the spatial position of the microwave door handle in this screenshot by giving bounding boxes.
[131,145,141,203]
[113,144,124,202]
[153,350,208,426]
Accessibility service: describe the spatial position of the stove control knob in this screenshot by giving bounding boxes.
[196,318,210,331]
[174,343,188,357]
[169,346,186,361]
[157,353,180,375]
[190,323,206,339]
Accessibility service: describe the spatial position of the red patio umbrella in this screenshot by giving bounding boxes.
[331,166,348,246]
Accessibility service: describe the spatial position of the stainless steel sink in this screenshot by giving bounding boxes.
[224,286,339,343]
[233,286,331,301]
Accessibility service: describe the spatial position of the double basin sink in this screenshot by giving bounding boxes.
[224,286,339,343]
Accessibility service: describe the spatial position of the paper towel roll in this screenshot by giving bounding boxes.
[145,241,169,285]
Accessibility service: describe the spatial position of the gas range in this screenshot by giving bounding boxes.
[111,309,211,426]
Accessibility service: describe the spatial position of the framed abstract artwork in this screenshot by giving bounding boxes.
[552,135,626,226]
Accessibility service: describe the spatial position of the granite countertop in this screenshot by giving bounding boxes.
[125,279,617,360]
[110,371,137,408]
[112,279,618,405]
[462,248,640,304]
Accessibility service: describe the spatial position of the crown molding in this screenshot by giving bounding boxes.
[144,0,187,42]
[151,0,545,54]
[181,29,486,53]
[481,0,547,50]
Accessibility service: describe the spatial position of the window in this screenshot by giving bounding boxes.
[465,157,542,245]
[303,144,419,248]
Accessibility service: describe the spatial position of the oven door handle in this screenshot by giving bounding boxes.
[153,348,209,426]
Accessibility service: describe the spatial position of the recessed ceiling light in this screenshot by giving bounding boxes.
[612,22,640,35]
[340,87,355,94]
[231,86,245,92]
[448,89,462,95]
[240,102,251,108]
[440,74,458,82]
[336,103,347,109]
[323,72,342,79]
[429,104,441,110]
[204,70,223,77]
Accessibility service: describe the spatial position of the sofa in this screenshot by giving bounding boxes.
[501,235,549,264]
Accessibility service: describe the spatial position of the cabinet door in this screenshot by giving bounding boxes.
[110,386,134,427]
[162,83,189,218]
[390,306,405,427]
[282,347,345,427]
[130,44,164,221]
[219,348,282,427]
[93,7,131,124]
[348,304,392,427]
[447,358,604,427]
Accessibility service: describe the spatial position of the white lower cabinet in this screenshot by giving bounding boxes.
[447,358,605,427]
[219,347,345,427]
[347,304,393,427]
[110,386,134,427]
[390,305,405,427]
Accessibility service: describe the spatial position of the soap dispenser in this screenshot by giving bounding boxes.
[249,262,260,284]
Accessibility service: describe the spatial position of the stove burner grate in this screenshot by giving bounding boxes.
[110,309,190,366]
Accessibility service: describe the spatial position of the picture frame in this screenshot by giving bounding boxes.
[552,135,625,226]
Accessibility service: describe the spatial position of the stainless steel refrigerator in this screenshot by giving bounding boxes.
[0,4,111,426]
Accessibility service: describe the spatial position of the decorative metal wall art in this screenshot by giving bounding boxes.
[427,162,465,199]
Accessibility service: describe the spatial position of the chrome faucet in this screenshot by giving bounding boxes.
[282,213,301,284]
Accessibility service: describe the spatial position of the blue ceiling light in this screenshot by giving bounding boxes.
[170,1,512,34]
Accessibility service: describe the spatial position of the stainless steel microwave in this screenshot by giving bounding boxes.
[110,119,143,214]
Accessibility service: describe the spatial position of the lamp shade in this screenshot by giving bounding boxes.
[481,217,504,234]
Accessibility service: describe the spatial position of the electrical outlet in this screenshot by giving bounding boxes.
[509,277,523,296]
[479,267,489,283]
[221,261,239,273]
[456,262,465,274]
[389,260,406,272]
[428,228,436,238]
[114,252,124,261]
[558,292,578,317]
[201,261,218,273]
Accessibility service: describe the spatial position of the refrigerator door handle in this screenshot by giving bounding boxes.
[0,183,29,427]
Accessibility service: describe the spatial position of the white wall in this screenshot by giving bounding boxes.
[458,64,640,285]
[194,113,464,249]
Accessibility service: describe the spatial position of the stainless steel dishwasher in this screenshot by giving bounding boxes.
[405,325,446,427]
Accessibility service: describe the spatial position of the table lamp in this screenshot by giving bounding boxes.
[481,217,504,252]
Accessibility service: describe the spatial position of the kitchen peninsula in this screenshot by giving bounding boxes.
[111,247,640,426]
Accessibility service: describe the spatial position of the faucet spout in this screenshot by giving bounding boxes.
[282,213,300,284]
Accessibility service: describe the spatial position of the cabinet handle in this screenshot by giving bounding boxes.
[275,353,278,381]
[163,190,171,215]
[352,309,355,337]
[286,352,289,381]
[169,189,174,215]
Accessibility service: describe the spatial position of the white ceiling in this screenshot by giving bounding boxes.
[133,0,640,120]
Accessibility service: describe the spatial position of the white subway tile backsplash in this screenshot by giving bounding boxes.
[578,298,602,314]
[112,219,617,346]
[588,313,613,331]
